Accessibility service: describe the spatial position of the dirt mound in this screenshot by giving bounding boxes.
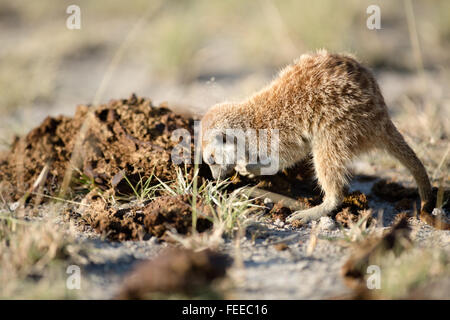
[269,202,293,222]
[0,94,203,202]
[116,248,231,299]
[81,192,213,241]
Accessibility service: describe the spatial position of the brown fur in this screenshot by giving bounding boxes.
[201,50,433,223]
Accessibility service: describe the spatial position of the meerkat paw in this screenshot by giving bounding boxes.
[286,207,328,224]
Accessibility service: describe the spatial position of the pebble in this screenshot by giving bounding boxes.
[317,216,337,231]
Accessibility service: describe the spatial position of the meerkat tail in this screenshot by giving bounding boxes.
[382,120,433,212]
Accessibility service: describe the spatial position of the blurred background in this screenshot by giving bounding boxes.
[0,0,449,181]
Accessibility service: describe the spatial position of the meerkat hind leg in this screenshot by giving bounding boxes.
[287,143,348,223]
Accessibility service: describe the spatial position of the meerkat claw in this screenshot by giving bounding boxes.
[286,209,326,224]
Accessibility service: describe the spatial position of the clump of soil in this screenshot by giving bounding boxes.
[81,194,146,241]
[143,195,213,238]
[269,202,292,222]
[335,208,364,227]
[334,191,371,227]
[81,193,213,241]
[342,191,369,210]
[116,248,231,299]
[0,94,205,202]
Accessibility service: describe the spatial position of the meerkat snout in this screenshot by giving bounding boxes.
[201,111,277,179]
[201,50,433,223]
[200,127,235,180]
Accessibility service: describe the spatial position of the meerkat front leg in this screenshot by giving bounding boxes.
[287,140,348,223]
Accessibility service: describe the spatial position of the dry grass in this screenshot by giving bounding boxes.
[372,247,449,299]
[157,167,262,250]
[0,203,85,299]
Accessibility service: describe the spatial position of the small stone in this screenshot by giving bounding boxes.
[274,219,285,228]
[318,216,336,231]
[432,208,445,217]
[264,197,274,209]
[9,201,20,211]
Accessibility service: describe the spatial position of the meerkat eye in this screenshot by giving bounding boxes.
[207,155,215,164]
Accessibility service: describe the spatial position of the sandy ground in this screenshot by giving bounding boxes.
[58,176,448,300]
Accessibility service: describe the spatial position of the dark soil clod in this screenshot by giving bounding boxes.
[269,202,292,222]
[82,193,213,241]
[334,191,371,227]
[115,248,231,299]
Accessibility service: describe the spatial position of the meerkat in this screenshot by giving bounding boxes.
[200,50,433,223]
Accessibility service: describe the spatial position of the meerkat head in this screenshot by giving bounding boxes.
[200,103,237,180]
